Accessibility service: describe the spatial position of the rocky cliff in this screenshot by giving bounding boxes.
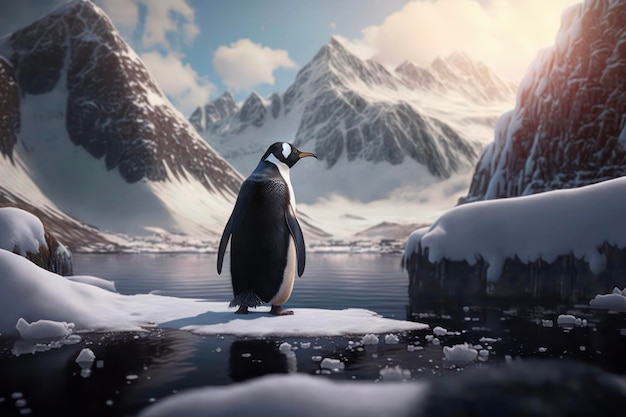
[462,0,626,203]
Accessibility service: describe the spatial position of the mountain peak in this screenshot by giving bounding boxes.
[0,0,244,238]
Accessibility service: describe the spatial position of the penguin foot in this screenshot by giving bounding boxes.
[235,306,249,314]
[270,305,294,316]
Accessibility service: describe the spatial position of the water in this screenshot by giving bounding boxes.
[1,253,625,417]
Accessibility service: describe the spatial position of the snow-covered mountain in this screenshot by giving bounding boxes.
[191,38,516,204]
[462,0,626,203]
[0,0,253,249]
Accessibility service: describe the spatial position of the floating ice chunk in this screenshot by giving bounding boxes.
[384,334,399,344]
[479,337,498,343]
[300,342,311,349]
[76,348,96,378]
[361,334,379,345]
[557,314,577,326]
[278,342,292,352]
[76,348,96,364]
[542,319,554,327]
[443,343,478,362]
[479,349,489,357]
[379,365,411,381]
[589,288,626,312]
[311,356,322,362]
[433,326,447,336]
[432,338,440,345]
[16,318,74,340]
[538,347,547,353]
[320,358,344,371]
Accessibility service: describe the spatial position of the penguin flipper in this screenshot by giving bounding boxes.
[285,205,306,277]
[217,213,234,275]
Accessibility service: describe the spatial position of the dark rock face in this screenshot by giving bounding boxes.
[403,243,626,305]
[0,59,19,159]
[21,229,73,276]
[190,91,238,132]
[238,92,266,128]
[462,0,626,203]
[3,0,241,194]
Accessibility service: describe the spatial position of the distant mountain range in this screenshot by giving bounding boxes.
[461,0,626,203]
[190,38,516,203]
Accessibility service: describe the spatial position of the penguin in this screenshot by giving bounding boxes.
[217,142,317,315]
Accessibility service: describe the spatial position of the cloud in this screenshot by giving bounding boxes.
[99,0,199,50]
[343,0,580,81]
[96,0,138,30]
[140,0,199,49]
[97,0,208,113]
[212,39,298,91]
[141,51,215,116]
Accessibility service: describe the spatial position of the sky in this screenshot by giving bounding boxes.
[0,0,579,117]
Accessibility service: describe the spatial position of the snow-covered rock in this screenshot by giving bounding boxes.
[0,207,72,274]
[403,176,626,302]
[462,0,626,203]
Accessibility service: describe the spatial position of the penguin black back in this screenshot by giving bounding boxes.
[217,142,317,315]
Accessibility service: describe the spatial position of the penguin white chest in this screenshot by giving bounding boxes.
[270,238,296,305]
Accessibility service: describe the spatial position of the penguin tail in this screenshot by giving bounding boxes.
[229,291,263,308]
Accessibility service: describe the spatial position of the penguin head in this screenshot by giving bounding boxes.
[261,142,317,168]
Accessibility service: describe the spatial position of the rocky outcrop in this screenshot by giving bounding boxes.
[23,228,73,276]
[462,0,626,203]
[0,207,72,275]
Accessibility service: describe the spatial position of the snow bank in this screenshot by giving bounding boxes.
[403,177,626,281]
[139,373,425,417]
[0,207,47,255]
[0,248,426,337]
[0,248,210,335]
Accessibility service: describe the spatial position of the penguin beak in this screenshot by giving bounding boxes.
[298,151,317,159]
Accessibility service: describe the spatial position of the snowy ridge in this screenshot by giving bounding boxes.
[193,37,515,204]
[462,0,626,203]
[0,0,247,242]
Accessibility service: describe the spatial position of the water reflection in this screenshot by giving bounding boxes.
[228,340,290,382]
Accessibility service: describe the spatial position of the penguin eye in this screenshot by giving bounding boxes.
[292,148,298,153]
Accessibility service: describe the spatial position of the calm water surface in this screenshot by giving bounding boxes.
[0,253,625,417]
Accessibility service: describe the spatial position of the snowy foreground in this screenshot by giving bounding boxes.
[0,248,426,338]
[138,360,626,417]
[403,176,626,282]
